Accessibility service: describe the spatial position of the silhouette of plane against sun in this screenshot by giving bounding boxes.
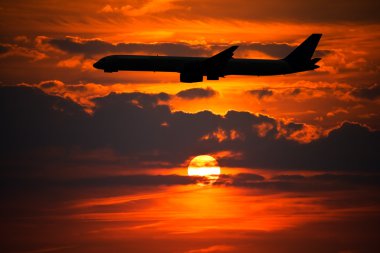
[93,34,322,83]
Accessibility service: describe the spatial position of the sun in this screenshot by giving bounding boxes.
[188,155,221,182]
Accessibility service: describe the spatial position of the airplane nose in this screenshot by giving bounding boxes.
[93,61,101,69]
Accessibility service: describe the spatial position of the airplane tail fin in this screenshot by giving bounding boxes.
[284,34,322,65]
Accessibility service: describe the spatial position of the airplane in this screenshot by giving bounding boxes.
[93,34,322,83]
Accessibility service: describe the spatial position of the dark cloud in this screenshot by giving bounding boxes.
[1,175,202,193]
[47,37,330,60]
[94,91,171,110]
[224,173,380,192]
[290,88,302,96]
[351,83,380,100]
[271,174,305,181]
[48,38,209,57]
[6,172,379,200]
[0,44,9,54]
[248,88,273,99]
[237,43,330,59]
[1,86,379,179]
[240,43,294,58]
[0,85,88,152]
[227,120,380,171]
[215,173,265,187]
[176,87,217,100]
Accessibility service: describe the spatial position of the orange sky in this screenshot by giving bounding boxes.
[1,6,379,129]
[1,1,380,252]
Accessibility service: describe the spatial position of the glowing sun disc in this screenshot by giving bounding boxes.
[188,155,221,180]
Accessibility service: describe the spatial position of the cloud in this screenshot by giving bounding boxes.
[176,87,217,99]
[185,245,235,253]
[0,44,9,54]
[0,43,47,61]
[226,173,380,192]
[239,43,294,58]
[34,171,380,193]
[351,83,380,100]
[46,36,330,60]
[99,0,183,17]
[1,86,379,177]
[215,173,265,187]
[237,43,330,59]
[326,108,349,117]
[1,175,203,192]
[57,55,84,68]
[289,88,302,96]
[4,171,380,205]
[48,37,209,57]
[248,88,273,99]
[38,80,65,89]
[13,35,30,44]
[24,81,171,113]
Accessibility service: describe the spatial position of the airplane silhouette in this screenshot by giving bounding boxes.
[93,34,322,83]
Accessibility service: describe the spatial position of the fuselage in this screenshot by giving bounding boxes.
[93,55,306,76]
[93,34,322,82]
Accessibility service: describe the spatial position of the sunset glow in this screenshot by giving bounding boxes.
[1,1,379,253]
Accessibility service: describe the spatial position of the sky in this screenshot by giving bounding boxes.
[1,0,380,252]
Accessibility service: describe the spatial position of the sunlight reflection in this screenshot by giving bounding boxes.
[70,185,333,235]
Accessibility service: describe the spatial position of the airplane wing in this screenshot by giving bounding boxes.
[202,46,239,78]
[180,45,239,82]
